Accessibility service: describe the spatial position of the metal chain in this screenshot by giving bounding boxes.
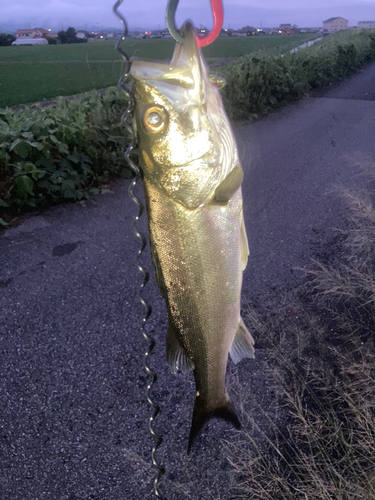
[113,1,166,498]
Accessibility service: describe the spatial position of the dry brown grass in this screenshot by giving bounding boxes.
[226,159,375,499]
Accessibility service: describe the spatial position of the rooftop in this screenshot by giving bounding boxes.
[323,17,348,23]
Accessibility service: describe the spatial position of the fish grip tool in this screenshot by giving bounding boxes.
[113,1,167,498]
[166,0,224,47]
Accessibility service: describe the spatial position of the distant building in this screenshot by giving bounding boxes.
[14,28,48,39]
[358,21,375,29]
[280,23,292,28]
[12,38,48,46]
[323,17,348,33]
[76,30,89,39]
[282,27,299,35]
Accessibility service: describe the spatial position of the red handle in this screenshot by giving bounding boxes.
[196,0,224,48]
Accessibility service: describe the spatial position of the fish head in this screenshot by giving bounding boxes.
[130,21,238,209]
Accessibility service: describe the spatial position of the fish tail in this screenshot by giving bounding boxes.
[188,396,241,454]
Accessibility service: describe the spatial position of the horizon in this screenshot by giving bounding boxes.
[1,0,375,33]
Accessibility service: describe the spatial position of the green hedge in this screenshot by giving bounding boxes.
[223,30,375,118]
[0,88,132,223]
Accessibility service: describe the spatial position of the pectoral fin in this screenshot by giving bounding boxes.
[214,165,244,203]
[166,322,194,374]
[150,240,167,300]
[241,214,250,271]
[229,318,255,364]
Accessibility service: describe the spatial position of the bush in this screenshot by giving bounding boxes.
[223,30,375,119]
[0,88,133,219]
[0,33,16,46]
[45,36,57,45]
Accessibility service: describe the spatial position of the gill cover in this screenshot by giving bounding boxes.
[130,21,239,210]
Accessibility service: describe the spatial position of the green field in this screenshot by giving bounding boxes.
[0,34,318,108]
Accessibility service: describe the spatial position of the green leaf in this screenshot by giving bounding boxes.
[0,218,9,227]
[15,175,34,197]
[0,198,10,207]
[49,134,59,145]
[58,142,69,154]
[10,140,32,159]
[25,141,44,151]
[21,132,34,140]
[67,153,80,164]
[24,162,36,173]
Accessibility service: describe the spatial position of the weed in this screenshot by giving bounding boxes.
[227,158,375,499]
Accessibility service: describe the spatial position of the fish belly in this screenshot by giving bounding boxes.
[145,180,244,404]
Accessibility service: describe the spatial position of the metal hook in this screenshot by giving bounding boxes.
[113,0,130,82]
[166,0,224,47]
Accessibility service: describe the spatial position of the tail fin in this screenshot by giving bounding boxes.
[187,397,241,454]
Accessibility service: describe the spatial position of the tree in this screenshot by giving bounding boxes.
[57,30,67,44]
[65,27,78,43]
[0,33,16,46]
[57,27,80,44]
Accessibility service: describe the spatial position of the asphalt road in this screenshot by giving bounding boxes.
[1,63,375,500]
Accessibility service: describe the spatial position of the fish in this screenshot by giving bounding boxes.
[129,20,255,453]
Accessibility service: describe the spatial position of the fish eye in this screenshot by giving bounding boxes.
[143,106,167,134]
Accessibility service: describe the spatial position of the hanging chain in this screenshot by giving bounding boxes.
[112,1,166,498]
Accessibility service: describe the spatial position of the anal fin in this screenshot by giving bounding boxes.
[166,321,194,374]
[214,165,244,203]
[229,318,255,364]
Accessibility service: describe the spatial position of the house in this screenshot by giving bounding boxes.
[358,21,375,29]
[14,27,49,39]
[241,25,256,36]
[76,30,89,39]
[282,27,299,35]
[280,24,292,29]
[322,17,348,33]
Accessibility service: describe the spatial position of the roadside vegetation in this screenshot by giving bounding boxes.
[227,159,375,499]
[0,88,131,225]
[1,30,375,224]
[223,29,375,118]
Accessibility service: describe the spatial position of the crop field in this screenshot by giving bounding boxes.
[0,34,318,108]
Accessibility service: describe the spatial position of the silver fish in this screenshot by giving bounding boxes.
[130,20,254,452]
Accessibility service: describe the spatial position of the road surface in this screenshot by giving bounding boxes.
[1,63,375,500]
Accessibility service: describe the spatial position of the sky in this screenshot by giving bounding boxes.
[1,0,375,32]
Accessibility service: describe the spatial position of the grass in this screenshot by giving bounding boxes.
[226,158,375,499]
[0,34,318,108]
[0,62,127,107]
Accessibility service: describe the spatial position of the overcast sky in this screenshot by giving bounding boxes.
[1,0,375,32]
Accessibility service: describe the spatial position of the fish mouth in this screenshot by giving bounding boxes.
[130,21,203,93]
